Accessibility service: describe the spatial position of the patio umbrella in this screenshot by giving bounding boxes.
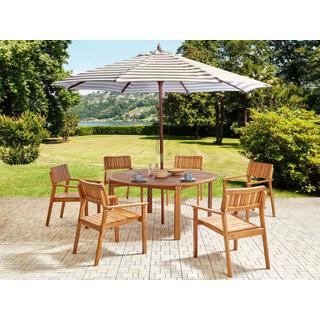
[54,44,270,169]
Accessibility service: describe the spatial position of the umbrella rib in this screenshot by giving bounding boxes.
[215,78,246,93]
[180,82,189,93]
[68,81,85,89]
[121,82,131,93]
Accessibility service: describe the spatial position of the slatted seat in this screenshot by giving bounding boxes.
[45,164,102,226]
[73,179,148,266]
[223,160,276,217]
[55,192,80,201]
[81,209,140,230]
[199,214,262,235]
[192,186,270,277]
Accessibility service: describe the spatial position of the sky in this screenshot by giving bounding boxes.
[66,40,182,73]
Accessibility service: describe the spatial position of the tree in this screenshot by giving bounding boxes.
[164,92,215,139]
[0,40,80,136]
[268,40,320,112]
[176,40,276,144]
[60,110,79,142]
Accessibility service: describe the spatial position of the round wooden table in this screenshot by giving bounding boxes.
[108,169,217,240]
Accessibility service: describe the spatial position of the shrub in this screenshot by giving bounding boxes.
[0,111,48,165]
[60,110,79,142]
[239,107,320,193]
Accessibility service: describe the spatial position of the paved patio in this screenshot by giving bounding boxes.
[0,196,319,280]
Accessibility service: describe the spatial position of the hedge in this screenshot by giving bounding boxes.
[75,125,216,137]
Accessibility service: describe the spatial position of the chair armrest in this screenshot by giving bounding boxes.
[106,202,148,210]
[190,204,223,215]
[70,178,102,183]
[55,184,78,189]
[223,175,247,182]
[246,179,270,186]
[83,179,102,183]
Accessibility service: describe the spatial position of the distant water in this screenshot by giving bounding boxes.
[79,121,149,127]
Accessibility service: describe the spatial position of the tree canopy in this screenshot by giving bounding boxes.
[0,40,79,136]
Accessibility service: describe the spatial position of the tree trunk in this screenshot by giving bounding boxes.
[243,108,248,125]
[214,96,224,145]
[194,125,200,140]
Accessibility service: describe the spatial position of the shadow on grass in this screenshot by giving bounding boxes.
[139,135,195,141]
[42,138,64,144]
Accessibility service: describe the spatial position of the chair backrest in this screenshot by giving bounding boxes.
[174,156,202,170]
[104,156,132,170]
[78,179,109,206]
[221,186,267,213]
[246,161,274,180]
[50,164,71,184]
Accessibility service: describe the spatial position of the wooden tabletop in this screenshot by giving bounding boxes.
[108,169,217,190]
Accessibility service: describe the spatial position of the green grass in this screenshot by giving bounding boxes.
[0,135,307,198]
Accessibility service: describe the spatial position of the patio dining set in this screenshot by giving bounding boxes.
[45,155,275,278]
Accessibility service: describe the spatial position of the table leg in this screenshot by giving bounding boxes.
[174,186,181,240]
[147,187,152,213]
[208,182,213,217]
[161,189,165,224]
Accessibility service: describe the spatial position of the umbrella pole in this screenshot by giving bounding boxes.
[158,81,164,169]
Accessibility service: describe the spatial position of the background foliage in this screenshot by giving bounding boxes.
[239,107,320,193]
[0,111,48,164]
[0,40,80,137]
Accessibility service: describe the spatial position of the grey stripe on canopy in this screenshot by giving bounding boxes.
[54,48,270,93]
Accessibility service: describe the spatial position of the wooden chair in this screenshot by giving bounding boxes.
[103,155,143,201]
[223,161,276,218]
[192,186,270,277]
[166,155,203,206]
[73,179,148,266]
[45,164,101,226]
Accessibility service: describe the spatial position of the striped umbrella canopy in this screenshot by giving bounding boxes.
[54,44,270,168]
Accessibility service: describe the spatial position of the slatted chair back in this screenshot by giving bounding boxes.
[247,161,274,180]
[174,156,202,170]
[50,164,71,184]
[104,156,132,170]
[78,179,109,207]
[221,186,267,213]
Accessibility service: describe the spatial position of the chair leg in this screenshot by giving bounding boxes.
[126,186,130,199]
[45,199,54,226]
[200,184,203,201]
[85,203,89,229]
[166,190,169,206]
[141,218,147,255]
[234,239,238,251]
[270,193,276,217]
[60,202,66,218]
[262,233,270,269]
[245,209,250,221]
[223,237,233,277]
[114,227,120,242]
[94,231,105,266]
[196,186,200,205]
[193,210,198,258]
[73,222,82,254]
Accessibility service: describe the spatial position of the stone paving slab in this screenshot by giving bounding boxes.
[0,196,319,280]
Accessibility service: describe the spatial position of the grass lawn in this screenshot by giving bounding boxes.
[0,135,306,198]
